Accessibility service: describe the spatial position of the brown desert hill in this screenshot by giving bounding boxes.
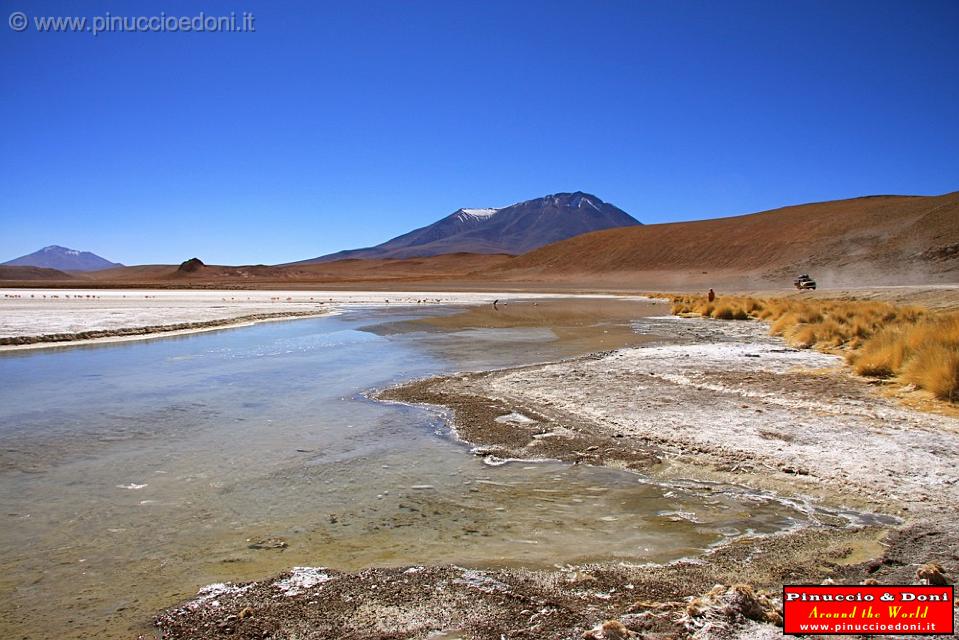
[477,192,959,289]
[289,253,514,281]
[0,265,75,281]
[65,253,515,288]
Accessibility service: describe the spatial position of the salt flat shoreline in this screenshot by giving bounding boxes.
[388,316,959,514]
[4,286,958,353]
[0,289,645,352]
[0,310,332,350]
[154,313,959,640]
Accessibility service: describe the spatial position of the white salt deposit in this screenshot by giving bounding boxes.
[479,316,959,508]
[273,566,331,596]
[494,411,536,424]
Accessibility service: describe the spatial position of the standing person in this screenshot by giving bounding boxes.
[707,288,715,303]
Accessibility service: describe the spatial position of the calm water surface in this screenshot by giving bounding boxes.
[1,306,813,639]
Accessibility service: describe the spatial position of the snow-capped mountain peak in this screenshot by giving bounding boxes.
[42,244,79,255]
[452,207,501,223]
[569,194,601,210]
[297,191,641,263]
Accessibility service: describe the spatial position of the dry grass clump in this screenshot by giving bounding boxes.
[581,619,636,639]
[903,346,959,402]
[852,314,959,401]
[669,294,959,401]
[681,583,783,633]
[671,298,751,320]
[711,304,749,320]
[851,330,909,377]
[915,563,953,586]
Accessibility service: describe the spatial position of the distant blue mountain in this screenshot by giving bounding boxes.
[2,245,123,271]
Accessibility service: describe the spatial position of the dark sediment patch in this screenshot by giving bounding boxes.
[396,298,666,359]
[376,366,660,471]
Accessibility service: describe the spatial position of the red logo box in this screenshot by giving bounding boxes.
[783,585,954,635]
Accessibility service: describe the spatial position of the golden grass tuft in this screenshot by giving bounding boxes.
[668,294,959,402]
[898,315,959,401]
[710,304,749,320]
[786,324,818,349]
[903,346,959,402]
[850,329,909,377]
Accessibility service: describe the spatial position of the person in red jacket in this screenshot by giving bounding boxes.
[707,288,715,303]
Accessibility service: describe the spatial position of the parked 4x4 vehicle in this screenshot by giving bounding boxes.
[793,274,817,290]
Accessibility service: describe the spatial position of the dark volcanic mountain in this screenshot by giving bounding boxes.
[2,245,123,271]
[294,191,640,263]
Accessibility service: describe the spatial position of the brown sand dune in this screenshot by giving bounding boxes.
[478,192,959,289]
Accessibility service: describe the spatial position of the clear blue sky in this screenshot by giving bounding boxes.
[2,0,957,265]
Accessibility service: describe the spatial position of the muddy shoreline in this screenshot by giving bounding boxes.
[152,313,959,639]
[155,520,958,640]
[378,364,662,473]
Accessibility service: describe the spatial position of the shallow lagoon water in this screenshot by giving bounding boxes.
[1,306,817,639]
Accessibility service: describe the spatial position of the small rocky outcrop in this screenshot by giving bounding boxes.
[178,258,205,273]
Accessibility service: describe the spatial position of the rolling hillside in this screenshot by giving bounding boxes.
[479,192,959,288]
[0,266,75,281]
[68,253,515,288]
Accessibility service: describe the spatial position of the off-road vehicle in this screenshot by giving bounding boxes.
[794,274,817,290]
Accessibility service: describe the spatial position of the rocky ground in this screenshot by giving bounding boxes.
[150,314,959,640]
